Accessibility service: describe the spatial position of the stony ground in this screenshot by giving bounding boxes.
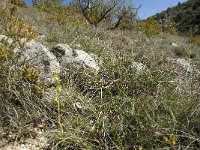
[0,123,52,150]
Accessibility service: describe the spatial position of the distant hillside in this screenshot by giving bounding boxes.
[152,0,200,36]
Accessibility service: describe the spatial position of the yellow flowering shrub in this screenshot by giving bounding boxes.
[163,135,177,145]
[21,63,44,95]
[6,17,37,43]
[1,5,37,46]
[0,4,42,99]
[140,17,178,36]
[140,18,163,35]
[0,4,47,126]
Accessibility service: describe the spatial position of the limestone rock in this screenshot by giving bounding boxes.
[132,61,148,74]
[172,42,179,47]
[19,42,60,85]
[36,34,46,41]
[167,57,193,73]
[51,44,100,71]
[0,34,13,44]
[176,58,192,73]
[16,148,29,150]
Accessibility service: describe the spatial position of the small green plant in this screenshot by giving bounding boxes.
[163,135,177,145]
[21,63,44,96]
[52,69,63,134]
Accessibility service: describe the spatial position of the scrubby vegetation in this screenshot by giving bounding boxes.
[188,35,200,45]
[0,0,200,149]
[0,1,47,127]
[154,0,200,36]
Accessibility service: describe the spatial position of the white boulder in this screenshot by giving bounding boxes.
[132,61,147,74]
[19,42,60,85]
[167,57,193,73]
[0,34,13,44]
[51,44,100,71]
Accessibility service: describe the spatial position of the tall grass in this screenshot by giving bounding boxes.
[0,1,200,149]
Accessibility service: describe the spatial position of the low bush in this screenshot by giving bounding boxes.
[50,51,200,149]
[161,18,178,35]
[0,5,47,127]
[188,35,200,45]
[10,0,27,7]
[140,18,163,35]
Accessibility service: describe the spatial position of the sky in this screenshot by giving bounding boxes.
[133,0,188,19]
[23,0,188,19]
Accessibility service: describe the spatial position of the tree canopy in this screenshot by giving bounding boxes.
[154,0,200,35]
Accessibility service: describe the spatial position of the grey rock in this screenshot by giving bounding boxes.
[16,148,29,150]
[43,87,57,102]
[51,44,100,71]
[176,58,192,73]
[0,34,13,44]
[19,42,60,85]
[132,61,148,74]
[167,57,192,73]
[36,35,46,41]
[172,42,179,47]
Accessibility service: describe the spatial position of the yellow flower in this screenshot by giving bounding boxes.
[54,97,58,102]
[52,69,57,76]
[20,22,26,28]
[138,146,143,150]
[0,51,6,59]
[56,85,62,93]
[54,76,60,82]
[163,136,169,143]
[171,136,177,145]
[172,140,176,145]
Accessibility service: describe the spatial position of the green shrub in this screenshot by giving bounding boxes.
[49,50,200,149]
[10,0,27,7]
[140,17,178,36]
[36,1,86,28]
[140,18,163,35]
[0,6,46,126]
[162,18,178,35]
[188,35,200,45]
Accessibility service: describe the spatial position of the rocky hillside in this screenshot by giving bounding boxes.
[0,1,200,150]
[153,0,200,35]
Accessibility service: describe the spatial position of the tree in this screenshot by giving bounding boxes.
[32,0,42,5]
[109,4,139,30]
[32,0,63,5]
[77,0,138,29]
[77,0,115,26]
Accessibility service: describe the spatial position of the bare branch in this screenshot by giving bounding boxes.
[109,10,129,30]
[77,0,138,29]
[78,0,116,26]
